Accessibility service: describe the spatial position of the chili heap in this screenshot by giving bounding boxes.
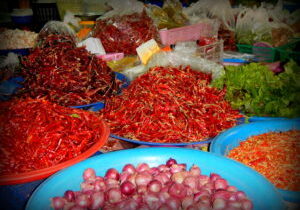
[0,98,105,175]
[19,34,119,106]
[100,66,242,143]
[228,130,300,191]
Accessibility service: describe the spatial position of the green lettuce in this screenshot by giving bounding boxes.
[212,61,300,117]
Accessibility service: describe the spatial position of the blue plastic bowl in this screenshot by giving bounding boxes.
[0,48,30,56]
[210,119,300,203]
[71,72,130,111]
[26,147,285,210]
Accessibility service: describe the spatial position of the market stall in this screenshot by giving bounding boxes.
[0,0,299,210]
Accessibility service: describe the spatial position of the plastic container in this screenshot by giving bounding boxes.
[26,147,285,210]
[11,9,33,25]
[237,44,279,62]
[196,40,224,63]
[210,119,300,203]
[0,120,109,185]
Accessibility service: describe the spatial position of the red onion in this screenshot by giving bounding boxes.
[83,168,96,181]
[187,204,199,210]
[80,180,94,192]
[89,191,104,209]
[194,190,210,202]
[166,196,181,209]
[170,164,186,173]
[242,199,253,210]
[235,191,247,200]
[210,173,221,182]
[105,168,120,180]
[212,198,226,209]
[158,204,172,210]
[51,197,65,209]
[158,191,170,203]
[64,190,75,202]
[198,175,210,187]
[51,159,253,210]
[94,179,106,192]
[105,178,119,190]
[122,164,136,174]
[227,200,242,209]
[136,163,150,172]
[168,183,187,199]
[148,167,160,175]
[121,181,136,195]
[214,179,228,190]
[171,171,188,184]
[148,180,162,193]
[75,194,90,208]
[182,196,194,209]
[226,186,238,192]
[166,158,177,167]
[183,176,199,191]
[137,185,148,194]
[120,171,131,184]
[106,187,122,204]
[135,172,153,186]
[158,164,170,172]
[144,192,161,210]
[69,205,86,210]
[189,165,201,176]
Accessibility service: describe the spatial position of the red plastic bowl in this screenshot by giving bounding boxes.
[0,120,110,185]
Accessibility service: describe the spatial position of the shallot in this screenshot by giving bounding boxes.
[50,158,253,210]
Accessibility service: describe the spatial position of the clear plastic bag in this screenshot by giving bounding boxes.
[0,53,20,82]
[93,11,160,55]
[36,21,77,47]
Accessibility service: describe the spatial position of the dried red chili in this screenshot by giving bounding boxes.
[93,11,160,55]
[17,34,119,106]
[228,130,300,191]
[0,98,105,175]
[100,66,242,143]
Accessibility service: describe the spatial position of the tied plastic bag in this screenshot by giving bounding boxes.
[99,0,144,19]
[122,42,224,81]
[93,11,160,55]
[36,21,77,47]
[146,4,184,29]
[235,1,294,46]
[0,53,20,82]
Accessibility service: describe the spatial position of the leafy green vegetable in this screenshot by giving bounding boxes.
[212,61,300,117]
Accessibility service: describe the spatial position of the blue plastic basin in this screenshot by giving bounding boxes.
[26,147,285,210]
[210,119,300,203]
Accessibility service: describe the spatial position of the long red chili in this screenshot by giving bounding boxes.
[99,66,242,143]
[0,98,105,175]
[17,34,119,106]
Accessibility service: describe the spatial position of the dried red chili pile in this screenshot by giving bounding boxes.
[228,130,300,191]
[93,11,159,55]
[18,34,119,106]
[100,66,242,143]
[0,98,105,175]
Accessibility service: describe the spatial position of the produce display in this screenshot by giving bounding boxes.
[51,158,253,210]
[212,61,300,118]
[18,34,119,106]
[93,11,159,55]
[228,130,300,191]
[0,29,38,50]
[100,66,242,143]
[0,98,105,175]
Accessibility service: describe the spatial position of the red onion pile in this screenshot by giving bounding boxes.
[19,34,119,106]
[51,158,253,210]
